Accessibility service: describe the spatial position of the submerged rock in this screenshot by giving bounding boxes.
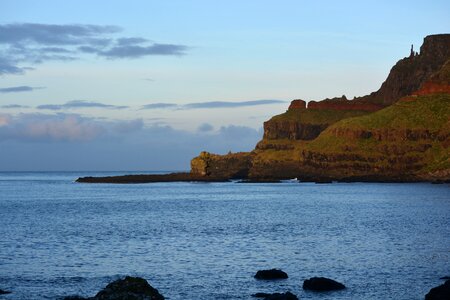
[252,291,298,300]
[254,269,288,280]
[302,277,346,291]
[0,289,11,294]
[425,280,450,300]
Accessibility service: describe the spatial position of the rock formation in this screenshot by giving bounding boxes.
[302,277,346,291]
[64,276,165,300]
[254,269,289,280]
[425,279,450,300]
[189,34,450,183]
[76,34,450,184]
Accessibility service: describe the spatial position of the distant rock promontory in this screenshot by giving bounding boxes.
[77,34,450,184]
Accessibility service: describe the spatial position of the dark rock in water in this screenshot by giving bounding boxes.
[0,289,11,294]
[63,296,88,300]
[302,277,346,291]
[252,291,298,300]
[425,280,450,300]
[76,172,229,184]
[440,276,450,280]
[94,276,164,300]
[254,269,288,280]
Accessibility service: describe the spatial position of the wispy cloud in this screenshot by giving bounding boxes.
[96,44,187,58]
[182,99,286,109]
[0,23,189,75]
[141,99,286,110]
[140,103,178,110]
[1,104,29,109]
[36,100,128,110]
[0,86,45,93]
[0,113,105,141]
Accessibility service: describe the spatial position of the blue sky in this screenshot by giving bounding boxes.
[0,0,449,170]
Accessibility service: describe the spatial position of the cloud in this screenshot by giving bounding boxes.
[141,103,178,110]
[0,86,45,93]
[141,99,286,110]
[97,44,188,58]
[0,57,27,75]
[116,37,148,45]
[0,23,189,75]
[1,104,29,109]
[197,123,214,132]
[37,100,128,110]
[0,23,119,45]
[183,99,286,109]
[0,113,105,142]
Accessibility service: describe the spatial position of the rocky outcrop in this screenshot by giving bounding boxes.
[263,120,329,140]
[425,280,450,300]
[302,277,346,291]
[252,292,298,300]
[0,289,11,295]
[288,99,306,109]
[94,276,164,300]
[64,276,165,300]
[77,34,450,184]
[254,269,288,280]
[190,151,253,179]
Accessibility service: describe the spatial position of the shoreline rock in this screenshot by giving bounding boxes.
[64,276,164,300]
[254,269,288,280]
[302,277,346,291]
[425,280,450,300]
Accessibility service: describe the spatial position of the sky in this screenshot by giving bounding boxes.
[0,0,449,171]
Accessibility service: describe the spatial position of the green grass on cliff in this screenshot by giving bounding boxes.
[305,93,450,173]
[332,93,450,131]
[269,108,369,125]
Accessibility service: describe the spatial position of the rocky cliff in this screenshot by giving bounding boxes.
[357,34,450,105]
[190,34,450,182]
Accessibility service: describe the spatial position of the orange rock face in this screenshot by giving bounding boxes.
[413,82,450,95]
[288,99,307,110]
[307,101,383,111]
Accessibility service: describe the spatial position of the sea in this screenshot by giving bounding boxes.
[0,171,449,300]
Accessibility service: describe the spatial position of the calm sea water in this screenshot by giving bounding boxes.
[0,172,449,300]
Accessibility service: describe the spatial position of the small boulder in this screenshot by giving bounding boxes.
[252,291,298,300]
[63,296,88,300]
[302,277,346,291]
[425,280,450,300]
[93,276,164,300]
[0,289,11,294]
[254,269,288,280]
[440,276,450,280]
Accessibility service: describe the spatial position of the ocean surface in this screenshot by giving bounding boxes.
[0,172,449,300]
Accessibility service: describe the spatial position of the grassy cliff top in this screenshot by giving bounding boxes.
[268,108,369,125]
[330,93,450,131]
